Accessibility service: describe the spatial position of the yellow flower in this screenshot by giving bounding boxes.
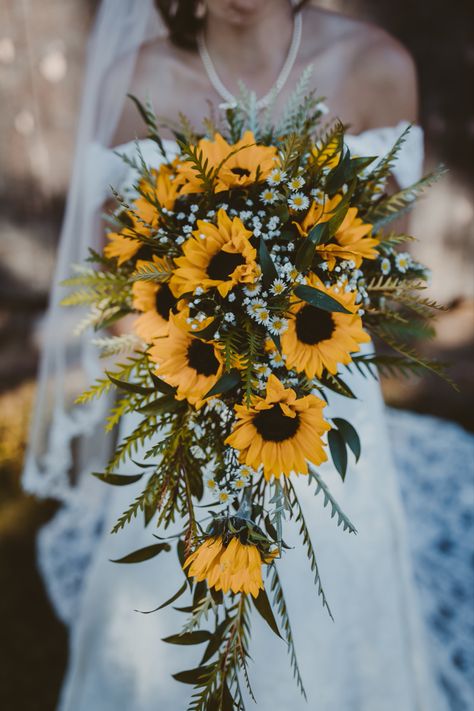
[104,165,178,265]
[170,208,258,298]
[176,131,277,194]
[295,194,378,269]
[184,536,270,597]
[226,374,329,480]
[132,257,178,342]
[148,312,223,408]
[281,275,370,379]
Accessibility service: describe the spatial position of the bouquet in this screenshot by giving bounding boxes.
[62,81,447,709]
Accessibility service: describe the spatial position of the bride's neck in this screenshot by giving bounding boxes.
[203,1,294,93]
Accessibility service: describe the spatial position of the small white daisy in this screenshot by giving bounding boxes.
[224,312,236,323]
[395,252,411,273]
[261,188,279,204]
[246,298,267,316]
[288,192,309,211]
[287,175,305,191]
[243,281,262,297]
[239,465,254,479]
[381,257,391,275]
[269,317,288,335]
[270,279,286,296]
[206,478,217,490]
[269,350,287,367]
[267,168,287,186]
[254,307,271,325]
[227,292,236,302]
[218,491,230,503]
[255,363,271,378]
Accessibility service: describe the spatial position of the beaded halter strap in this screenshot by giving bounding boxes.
[197,2,303,110]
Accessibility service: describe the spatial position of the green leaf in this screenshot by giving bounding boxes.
[110,542,171,564]
[138,393,182,415]
[252,588,282,639]
[134,581,188,614]
[106,372,154,396]
[295,223,329,272]
[92,472,144,486]
[201,617,230,664]
[259,236,279,288]
[192,319,219,340]
[204,369,241,398]
[294,285,351,314]
[332,417,361,462]
[172,665,213,685]
[328,429,348,480]
[319,371,356,399]
[162,630,211,646]
[150,372,176,395]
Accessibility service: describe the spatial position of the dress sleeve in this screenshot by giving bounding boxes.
[344,121,425,188]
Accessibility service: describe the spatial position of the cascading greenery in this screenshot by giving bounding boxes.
[61,75,449,709]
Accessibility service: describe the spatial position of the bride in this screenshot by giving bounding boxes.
[23,1,472,709]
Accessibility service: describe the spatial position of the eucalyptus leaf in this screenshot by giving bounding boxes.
[332,417,361,462]
[294,223,328,272]
[252,588,282,639]
[110,542,171,564]
[259,236,278,288]
[162,630,211,646]
[204,369,241,398]
[328,429,348,481]
[134,581,187,614]
[172,665,213,685]
[294,285,351,314]
[138,393,182,415]
[92,472,144,486]
[106,372,154,396]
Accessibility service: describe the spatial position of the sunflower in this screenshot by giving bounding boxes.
[132,257,179,342]
[176,131,277,194]
[184,536,271,597]
[281,275,370,379]
[295,194,378,269]
[225,374,329,480]
[104,165,178,265]
[148,312,223,408]
[170,208,259,298]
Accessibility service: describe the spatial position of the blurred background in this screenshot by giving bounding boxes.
[0,0,473,708]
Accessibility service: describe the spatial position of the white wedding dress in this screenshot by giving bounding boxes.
[34,127,473,711]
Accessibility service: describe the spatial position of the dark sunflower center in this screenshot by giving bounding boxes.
[187,339,220,377]
[295,305,335,345]
[230,167,251,177]
[253,404,300,442]
[155,283,177,321]
[207,250,245,280]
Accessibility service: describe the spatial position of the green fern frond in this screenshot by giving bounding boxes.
[269,564,307,700]
[366,167,447,228]
[307,469,357,533]
[131,258,174,282]
[285,479,333,619]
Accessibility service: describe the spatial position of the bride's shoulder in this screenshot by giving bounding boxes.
[302,6,418,128]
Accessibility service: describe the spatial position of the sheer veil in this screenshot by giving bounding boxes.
[23,0,165,502]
